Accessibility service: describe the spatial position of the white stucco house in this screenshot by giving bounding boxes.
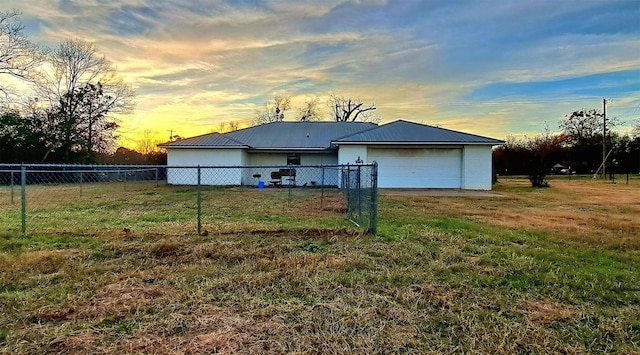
[158,120,503,190]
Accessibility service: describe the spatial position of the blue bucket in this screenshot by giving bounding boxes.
[258,181,265,189]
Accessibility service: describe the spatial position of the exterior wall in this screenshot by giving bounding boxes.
[166,148,244,185]
[339,144,495,190]
[243,152,339,186]
[338,145,368,165]
[461,145,493,190]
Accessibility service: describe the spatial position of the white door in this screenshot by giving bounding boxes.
[368,148,462,188]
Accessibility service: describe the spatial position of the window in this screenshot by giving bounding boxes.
[287,153,301,165]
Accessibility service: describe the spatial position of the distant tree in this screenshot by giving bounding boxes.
[632,120,640,139]
[298,97,321,121]
[210,120,241,133]
[558,108,619,173]
[135,129,164,155]
[0,10,41,97]
[255,94,291,125]
[559,109,603,145]
[330,94,380,123]
[228,120,240,131]
[498,126,564,187]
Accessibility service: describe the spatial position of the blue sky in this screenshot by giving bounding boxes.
[3,0,639,145]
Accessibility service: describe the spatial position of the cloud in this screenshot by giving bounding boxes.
[2,0,639,145]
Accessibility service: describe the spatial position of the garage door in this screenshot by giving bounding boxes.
[368,148,462,188]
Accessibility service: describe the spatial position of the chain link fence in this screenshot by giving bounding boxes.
[0,163,377,235]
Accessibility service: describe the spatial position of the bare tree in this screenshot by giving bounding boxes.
[210,120,242,133]
[0,10,41,96]
[632,120,640,139]
[502,125,564,187]
[329,94,380,123]
[136,129,163,155]
[33,39,134,159]
[298,97,321,121]
[255,94,291,125]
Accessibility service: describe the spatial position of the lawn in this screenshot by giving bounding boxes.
[0,179,638,353]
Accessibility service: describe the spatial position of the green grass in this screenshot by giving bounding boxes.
[0,181,638,353]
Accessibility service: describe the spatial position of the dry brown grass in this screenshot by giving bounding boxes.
[1,179,638,353]
[383,179,640,249]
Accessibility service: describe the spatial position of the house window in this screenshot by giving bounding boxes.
[287,153,301,165]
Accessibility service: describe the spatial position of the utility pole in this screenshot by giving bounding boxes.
[602,98,607,179]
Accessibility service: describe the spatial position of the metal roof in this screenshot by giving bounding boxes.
[159,120,503,149]
[335,120,504,145]
[158,132,247,148]
[224,121,378,150]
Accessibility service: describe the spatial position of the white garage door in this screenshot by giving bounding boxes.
[368,148,462,188]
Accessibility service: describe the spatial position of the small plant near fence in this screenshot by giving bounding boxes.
[0,163,377,235]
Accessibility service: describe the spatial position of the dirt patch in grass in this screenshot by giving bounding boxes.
[523,300,576,325]
[291,192,349,215]
[116,307,288,354]
[36,277,176,322]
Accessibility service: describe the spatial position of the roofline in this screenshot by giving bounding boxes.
[247,148,335,153]
[390,119,504,142]
[248,147,334,151]
[158,145,249,149]
[157,145,335,151]
[333,141,504,145]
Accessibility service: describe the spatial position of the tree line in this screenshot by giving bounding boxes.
[0,10,135,164]
[494,109,640,187]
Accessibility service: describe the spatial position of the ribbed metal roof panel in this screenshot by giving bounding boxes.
[225,121,378,149]
[158,132,247,148]
[335,120,503,144]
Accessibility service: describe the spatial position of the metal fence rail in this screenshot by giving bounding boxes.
[0,163,377,235]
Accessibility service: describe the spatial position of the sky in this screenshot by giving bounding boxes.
[2,0,640,147]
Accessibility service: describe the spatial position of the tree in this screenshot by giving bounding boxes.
[330,94,380,123]
[255,95,291,125]
[0,108,42,162]
[298,97,321,121]
[559,109,603,145]
[0,10,40,97]
[559,108,619,173]
[33,39,134,161]
[632,120,640,139]
[496,126,564,187]
[210,120,241,133]
[135,129,164,155]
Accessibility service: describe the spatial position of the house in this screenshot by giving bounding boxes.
[158,120,503,190]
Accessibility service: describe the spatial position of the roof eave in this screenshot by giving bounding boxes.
[333,141,504,145]
[158,145,250,149]
[249,147,335,152]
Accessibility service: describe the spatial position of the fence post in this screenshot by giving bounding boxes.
[288,170,292,206]
[10,170,14,204]
[369,162,378,235]
[79,171,83,198]
[357,165,362,221]
[320,167,325,209]
[197,166,202,235]
[155,167,159,187]
[123,168,127,191]
[21,165,26,234]
[345,165,351,220]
